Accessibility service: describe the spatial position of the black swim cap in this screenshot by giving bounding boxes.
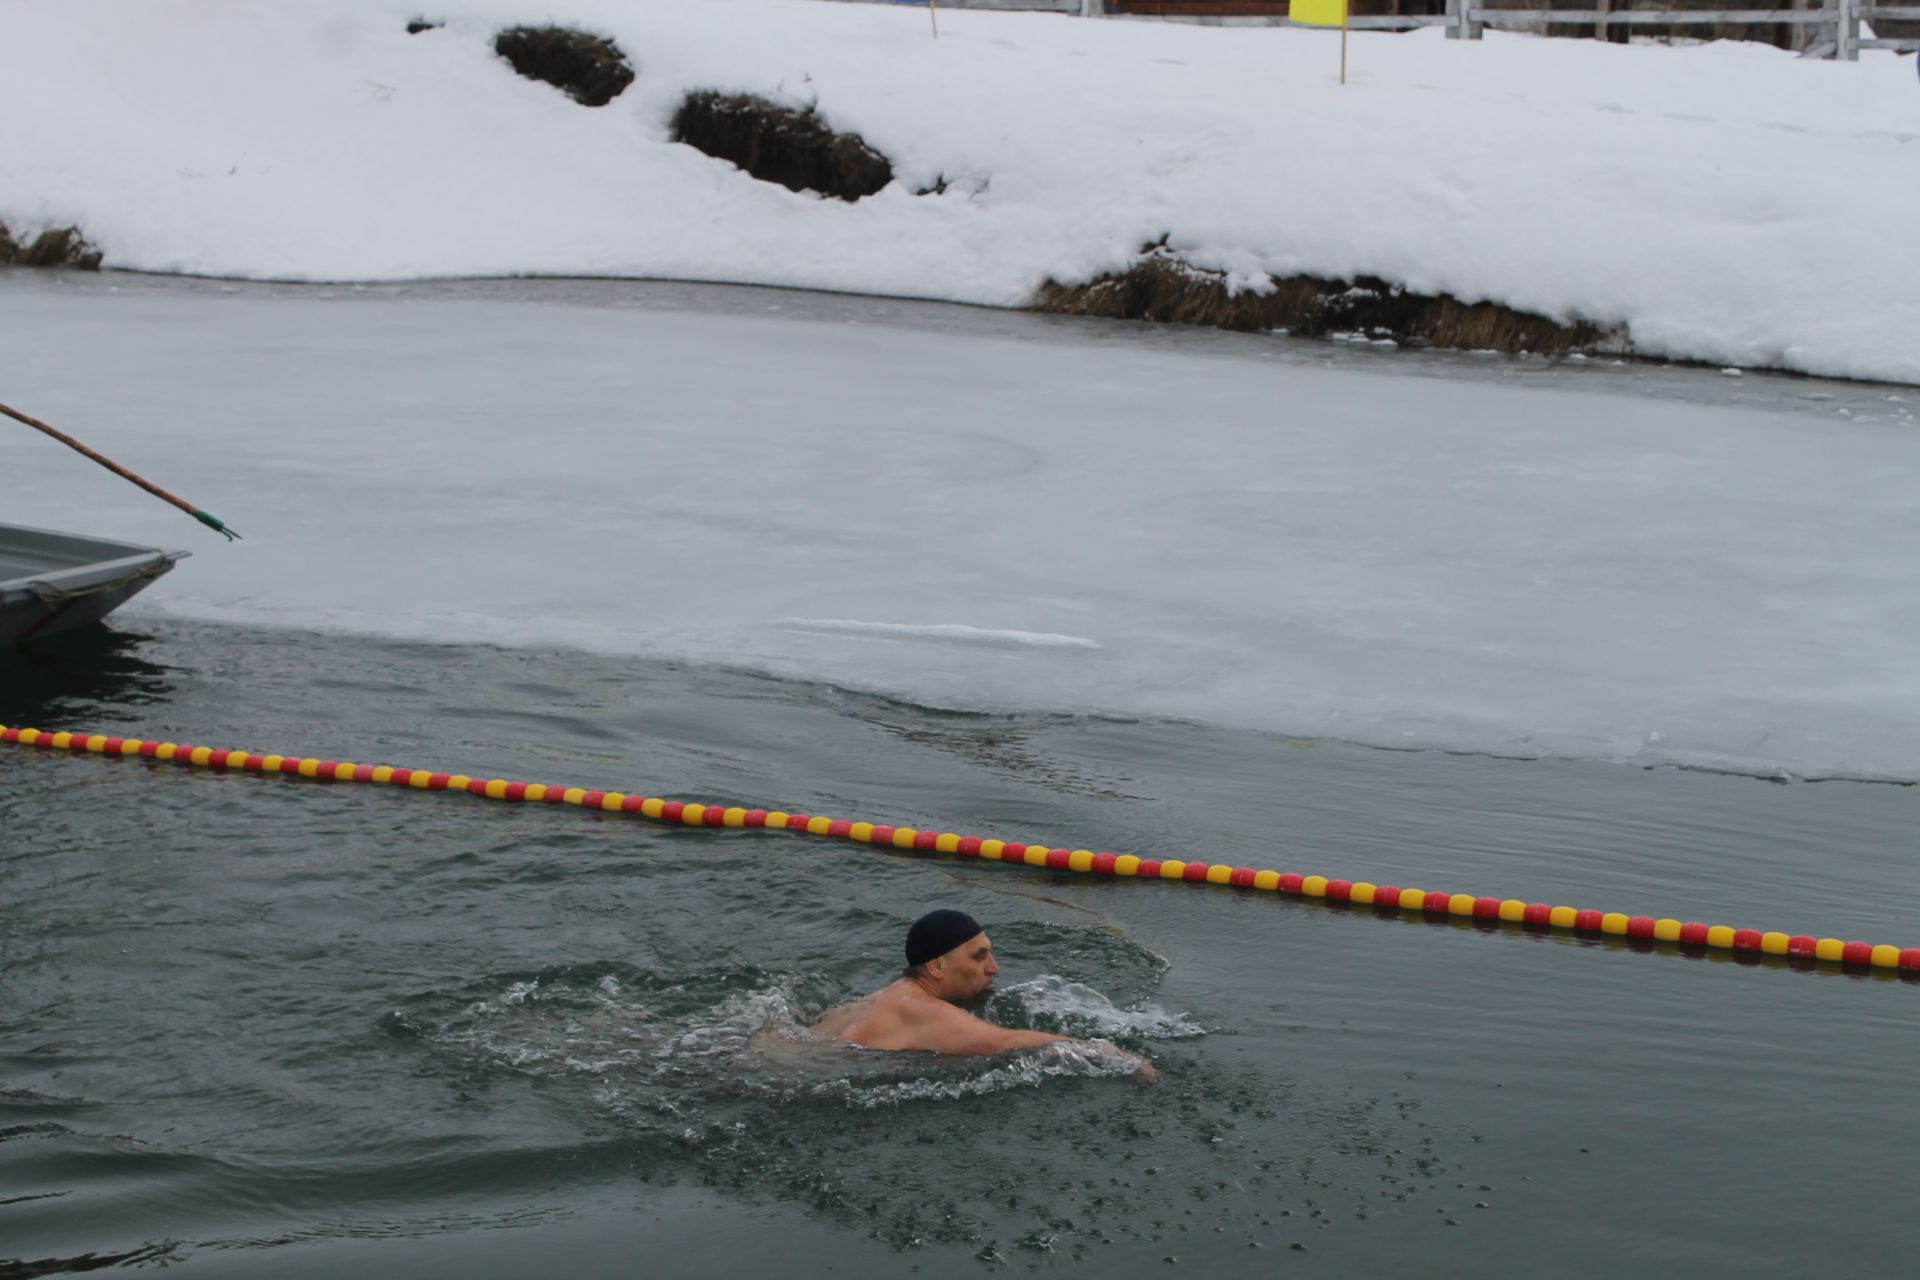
[905,909,983,968]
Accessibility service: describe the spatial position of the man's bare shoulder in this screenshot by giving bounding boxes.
[880,981,966,1019]
[816,981,985,1050]
[810,992,876,1040]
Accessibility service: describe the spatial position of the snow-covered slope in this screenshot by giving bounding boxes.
[2,0,1915,381]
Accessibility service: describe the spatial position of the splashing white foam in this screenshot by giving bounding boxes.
[423,969,1191,1113]
[807,1039,1146,1109]
[988,975,1206,1041]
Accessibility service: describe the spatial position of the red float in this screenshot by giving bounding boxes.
[1679,922,1710,944]
[1786,935,1816,957]
[622,794,646,813]
[1900,949,1920,971]
[828,820,853,838]
[1627,916,1656,939]
[102,737,124,754]
[142,742,164,759]
[354,765,375,782]
[1183,862,1209,881]
[1524,903,1552,925]
[958,837,983,857]
[1375,886,1401,908]
[1327,879,1353,900]
[1732,929,1762,951]
[871,825,895,844]
[1843,942,1873,966]
[702,807,725,826]
[915,830,939,851]
[1137,860,1163,878]
[466,779,487,796]
[1426,891,1453,913]
[1473,897,1501,919]
[1574,910,1604,932]
[1046,848,1072,870]
[1002,843,1027,860]
[1278,873,1304,894]
[661,801,685,821]
[1091,852,1117,874]
[1230,867,1256,887]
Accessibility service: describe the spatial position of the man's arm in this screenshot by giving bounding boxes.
[967,1017,1159,1081]
[904,1000,1069,1056]
[904,1003,1158,1080]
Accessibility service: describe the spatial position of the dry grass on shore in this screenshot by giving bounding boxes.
[1031,247,1620,357]
[0,224,102,270]
[493,25,634,107]
[670,91,894,202]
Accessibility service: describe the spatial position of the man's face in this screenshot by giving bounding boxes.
[935,931,999,999]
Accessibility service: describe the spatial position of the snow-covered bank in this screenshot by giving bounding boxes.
[6,276,1918,783]
[1,0,1915,382]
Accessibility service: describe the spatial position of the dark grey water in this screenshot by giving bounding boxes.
[4,618,1918,1277]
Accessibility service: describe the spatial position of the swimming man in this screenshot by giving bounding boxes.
[815,908,1156,1079]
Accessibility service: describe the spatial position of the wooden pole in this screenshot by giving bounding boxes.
[1341,3,1348,84]
[0,401,241,539]
[931,0,939,39]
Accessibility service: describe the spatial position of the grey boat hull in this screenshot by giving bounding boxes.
[1,521,189,644]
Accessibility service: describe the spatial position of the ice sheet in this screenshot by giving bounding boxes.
[5,280,1917,782]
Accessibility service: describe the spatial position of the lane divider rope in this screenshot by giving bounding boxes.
[6,723,1916,976]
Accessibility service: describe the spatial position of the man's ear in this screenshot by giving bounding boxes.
[924,955,946,980]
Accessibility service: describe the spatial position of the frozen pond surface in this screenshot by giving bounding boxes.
[4,269,1918,781]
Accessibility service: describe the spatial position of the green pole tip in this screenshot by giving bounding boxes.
[193,510,242,541]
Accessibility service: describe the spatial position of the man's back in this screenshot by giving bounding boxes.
[816,979,1057,1055]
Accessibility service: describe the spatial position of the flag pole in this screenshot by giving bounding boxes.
[1340,3,1348,86]
[930,0,939,39]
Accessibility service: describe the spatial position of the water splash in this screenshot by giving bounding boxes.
[804,1039,1146,1109]
[398,964,1187,1108]
[983,975,1207,1042]
[390,958,1466,1259]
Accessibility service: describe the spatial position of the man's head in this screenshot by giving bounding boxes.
[903,908,998,998]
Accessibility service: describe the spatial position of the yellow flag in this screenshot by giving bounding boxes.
[1290,0,1347,26]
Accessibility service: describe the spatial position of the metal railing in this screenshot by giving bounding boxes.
[1440,0,1920,57]
[902,0,1920,56]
